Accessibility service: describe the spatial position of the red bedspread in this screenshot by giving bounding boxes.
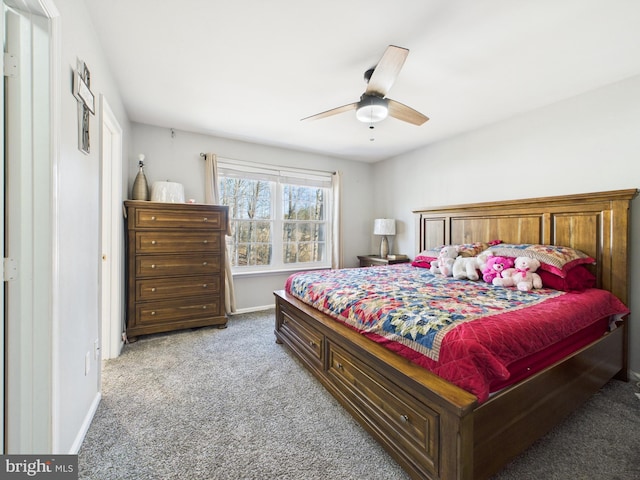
[285,264,628,402]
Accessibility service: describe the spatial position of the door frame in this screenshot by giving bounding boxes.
[3,0,59,453]
[1,1,6,454]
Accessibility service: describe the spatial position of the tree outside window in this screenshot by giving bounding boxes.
[283,185,325,264]
[219,169,331,271]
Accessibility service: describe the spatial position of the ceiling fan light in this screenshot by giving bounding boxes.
[356,96,388,123]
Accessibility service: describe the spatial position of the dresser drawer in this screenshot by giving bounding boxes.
[136,275,220,301]
[136,254,221,277]
[135,231,221,253]
[136,298,223,326]
[133,207,225,229]
[327,341,439,477]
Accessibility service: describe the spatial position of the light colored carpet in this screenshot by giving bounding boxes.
[79,310,640,479]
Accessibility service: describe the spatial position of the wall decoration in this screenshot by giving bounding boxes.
[73,59,95,155]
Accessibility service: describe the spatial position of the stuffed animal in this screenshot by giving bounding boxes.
[430,245,458,277]
[482,256,515,284]
[502,256,543,291]
[452,256,481,281]
[475,250,494,274]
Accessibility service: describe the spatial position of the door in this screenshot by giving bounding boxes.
[99,95,124,360]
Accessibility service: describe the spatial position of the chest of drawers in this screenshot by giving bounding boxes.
[124,201,229,341]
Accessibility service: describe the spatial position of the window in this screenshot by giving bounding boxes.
[218,159,333,272]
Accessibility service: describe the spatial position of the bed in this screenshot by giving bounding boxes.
[273,189,636,480]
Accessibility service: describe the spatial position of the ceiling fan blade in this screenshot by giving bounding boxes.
[301,102,357,121]
[365,45,409,98]
[387,99,429,126]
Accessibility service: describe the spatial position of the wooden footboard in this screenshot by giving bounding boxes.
[275,290,626,480]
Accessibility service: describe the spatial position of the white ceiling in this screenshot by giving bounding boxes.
[85,0,640,163]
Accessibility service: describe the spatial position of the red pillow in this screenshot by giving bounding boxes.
[538,265,596,291]
[411,256,435,269]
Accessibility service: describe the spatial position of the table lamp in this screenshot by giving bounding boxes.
[374,218,396,258]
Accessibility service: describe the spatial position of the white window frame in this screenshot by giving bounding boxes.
[218,158,333,275]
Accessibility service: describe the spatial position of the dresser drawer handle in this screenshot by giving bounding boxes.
[203,217,208,222]
[309,341,316,348]
[202,305,207,310]
[202,284,208,288]
[151,287,156,292]
[202,261,208,266]
[151,216,156,221]
[400,415,409,424]
[203,240,208,244]
[336,362,344,370]
[151,240,157,245]
[151,311,156,316]
[151,264,156,269]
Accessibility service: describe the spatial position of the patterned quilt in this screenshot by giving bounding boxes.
[285,264,628,402]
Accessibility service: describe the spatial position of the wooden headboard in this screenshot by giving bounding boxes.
[413,189,637,305]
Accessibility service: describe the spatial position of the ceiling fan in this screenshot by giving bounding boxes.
[301,45,429,126]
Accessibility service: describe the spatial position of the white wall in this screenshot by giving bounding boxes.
[53,0,131,453]
[372,74,640,376]
[130,123,373,311]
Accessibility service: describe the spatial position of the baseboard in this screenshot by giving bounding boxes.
[230,305,275,315]
[68,391,101,454]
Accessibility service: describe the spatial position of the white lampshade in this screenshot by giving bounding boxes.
[373,218,396,236]
[151,181,185,203]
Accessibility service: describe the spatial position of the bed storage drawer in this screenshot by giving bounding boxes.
[327,341,440,478]
[277,303,324,370]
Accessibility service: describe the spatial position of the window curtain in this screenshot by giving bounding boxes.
[204,153,237,314]
[331,171,342,269]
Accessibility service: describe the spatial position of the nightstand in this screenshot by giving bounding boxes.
[357,255,410,267]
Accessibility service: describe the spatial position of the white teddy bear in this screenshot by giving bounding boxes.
[430,245,458,277]
[499,256,543,291]
[452,256,481,281]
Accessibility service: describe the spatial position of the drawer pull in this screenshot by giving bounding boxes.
[400,415,409,424]
[309,341,316,348]
[203,240,208,244]
[151,216,156,221]
[151,311,156,316]
[336,362,344,370]
[202,261,208,266]
[151,240,157,245]
[203,217,208,222]
[151,287,156,292]
[202,284,208,288]
[151,264,156,269]
[202,305,207,309]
